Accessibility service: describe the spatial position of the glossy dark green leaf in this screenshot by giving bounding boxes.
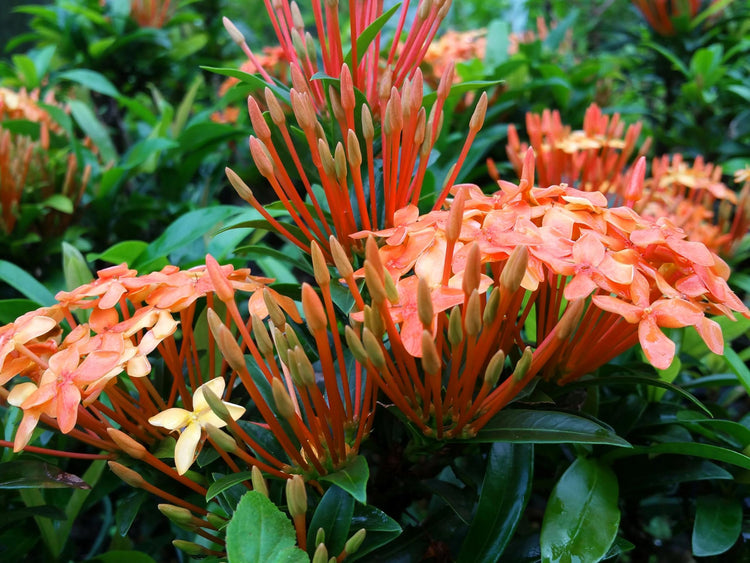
[87,241,148,266]
[87,550,158,563]
[115,490,146,536]
[306,485,354,557]
[319,455,369,503]
[68,99,116,162]
[458,443,533,563]
[206,471,254,502]
[424,479,474,524]
[606,442,750,470]
[226,491,308,563]
[201,66,290,102]
[540,458,620,563]
[692,496,742,557]
[469,409,631,447]
[617,458,732,493]
[0,460,91,489]
[0,504,66,526]
[348,504,402,562]
[0,299,38,323]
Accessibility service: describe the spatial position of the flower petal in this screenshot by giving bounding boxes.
[174,422,202,475]
[193,378,227,412]
[638,316,675,370]
[149,408,192,430]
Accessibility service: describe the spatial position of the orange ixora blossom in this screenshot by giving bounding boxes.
[506,104,749,255]
[423,28,487,87]
[129,0,173,28]
[0,87,91,236]
[340,149,749,438]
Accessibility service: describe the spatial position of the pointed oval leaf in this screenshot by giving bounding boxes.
[540,458,620,563]
[226,491,308,563]
[206,471,254,502]
[319,455,369,503]
[348,504,402,562]
[692,495,742,557]
[457,443,533,563]
[468,409,631,447]
[306,485,354,557]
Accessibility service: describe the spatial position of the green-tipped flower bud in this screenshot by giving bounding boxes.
[417,277,434,328]
[286,475,307,517]
[383,268,399,305]
[362,328,386,368]
[272,378,297,420]
[344,528,367,556]
[465,290,482,337]
[205,423,237,452]
[172,539,209,556]
[252,466,269,498]
[482,288,500,325]
[251,314,274,357]
[512,346,533,383]
[263,288,287,330]
[447,306,463,346]
[312,542,329,563]
[202,385,231,422]
[158,504,195,529]
[345,326,368,363]
[483,349,505,387]
[315,527,326,547]
[421,331,441,375]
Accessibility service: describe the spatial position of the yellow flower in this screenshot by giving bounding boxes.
[148,378,245,474]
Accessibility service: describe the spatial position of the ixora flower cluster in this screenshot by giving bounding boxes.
[2,0,749,558]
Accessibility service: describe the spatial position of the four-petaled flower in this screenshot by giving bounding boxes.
[148,378,245,475]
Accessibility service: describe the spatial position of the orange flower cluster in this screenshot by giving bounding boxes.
[227,62,489,259]
[1,257,371,485]
[423,29,487,87]
[346,149,748,437]
[0,88,90,235]
[507,104,749,255]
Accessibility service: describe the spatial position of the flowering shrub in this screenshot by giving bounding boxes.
[0,0,749,561]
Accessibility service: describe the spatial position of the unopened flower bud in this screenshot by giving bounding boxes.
[201,386,231,423]
[340,64,355,112]
[251,314,274,357]
[249,136,275,179]
[361,105,374,141]
[265,87,286,125]
[345,326,368,363]
[247,96,271,141]
[364,262,387,305]
[383,269,399,304]
[362,305,384,339]
[312,542,329,563]
[315,527,326,547]
[107,428,147,460]
[469,92,488,132]
[362,328,385,367]
[272,378,297,420]
[330,235,353,277]
[272,326,290,364]
[302,283,327,333]
[222,16,245,45]
[483,349,505,387]
[334,142,347,181]
[417,278,434,327]
[263,288,287,329]
[205,424,237,452]
[207,310,247,374]
[446,187,465,242]
[421,331,441,374]
[293,346,316,386]
[207,512,227,529]
[252,466,269,497]
[512,346,533,383]
[158,504,195,527]
[500,246,528,293]
[447,306,463,346]
[329,86,345,122]
[172,539,209,556]
[347,129,362,168]
[462,242,481,295]
[108,461,145,488]
[344,528,367,556]
[311,241,330,286]
[556,299,584,341]
[482,288,500,325]
[286,475,307,517]
[464,290,482,337]
[226,167,255,202]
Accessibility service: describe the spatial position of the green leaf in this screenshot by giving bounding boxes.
[201,66,290,103]
[468,409,631,447]
[69,99,116,163]
[62,242,93,292]
[206,471,253,502]
[540,458,620,563]
[723,346,750,395]
[42,194,74,214]
[0,299,39,323]
[57,69,120,98]
[617,458,732,493]
[225,491,308,563]
[605,442,750,470]
[0,460,91,489]
[458,443,533,563]
[348,504,402,562]
[692,496,742,557]
[0,260,55,305]
[343,3,401,67]
[87,551,158,563]
[87,240,148,265]
[12,54,39,88]
[306,485,354,557]
[121,138,178,170]
[115,490,146,536]
[643,42,690,76]
[319,455,369,504]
